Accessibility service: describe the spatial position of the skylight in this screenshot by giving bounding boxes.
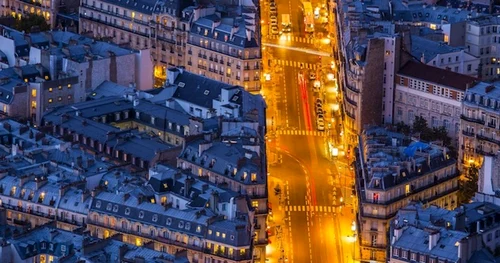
[204,90,210,95]
[178,82,185,88]
[232,96,239,102]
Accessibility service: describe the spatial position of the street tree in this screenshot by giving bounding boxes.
[458,164,479,204]
[13,14,50,33]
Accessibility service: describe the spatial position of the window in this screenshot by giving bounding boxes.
[420,255,426,263]
[166,218,172,225]
[48,98,53,103]
[58,85,62,90]
[393,247,399,257]
[125,208,130,215]
[411,253,417,261]
[67,95,72,100]
[196,225,201,233]
[185,222,191,230]
[216,231,220,237]
[402,250,408,259]
[139,211,144,218]
[152,214,158,222]
[58,96,62,101]
[208,229,212,235]
[112,205,118,212]
[96,201,101,208]
[106,203,112,211]
[222,233,226,238]
[252,201,258,208]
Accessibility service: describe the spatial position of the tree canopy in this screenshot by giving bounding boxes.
[13,14,50,33]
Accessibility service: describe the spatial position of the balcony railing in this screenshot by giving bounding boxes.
[81,4,149,26]
[346,110,356,120]
[243,77,250,82]
[80,13,149,38]
[462,130,475,137]
[187,40,261,60]
[198,53,202,58]
[236,65,241,70]
[460,114,485,125]
[203,248,253,261]
[188,50,192,55]
[345,96,357,106]
[244,66,250,70]
[488,122,497,129]
[477,134,500,146]
[2,204,55,220]
[476,147,496,156]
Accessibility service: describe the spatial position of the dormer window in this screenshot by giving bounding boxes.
[251,173,257,182]
[106,203,112,211]
[233,168,237,175]
[243,171,248,180]
[113,205,119,212]
[374,179,380,188]
[196,225,201,233]
[178,221,184,228]
[139,211,144,219]
[125,208,130,215]
[185,222,191,230]
[151,116,155,125]
[96,201,101,208]
[204,29,208,36]
[152,214,158,222]
[166,218,172,225]
[209,159,216,168]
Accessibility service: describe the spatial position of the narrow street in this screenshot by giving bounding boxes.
[262,0,358,262]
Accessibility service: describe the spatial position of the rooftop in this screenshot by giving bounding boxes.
[410,35,464,64]
[398,60,477,91]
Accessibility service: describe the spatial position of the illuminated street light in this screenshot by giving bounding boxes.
[264,73,271,81]
[351,221,356,232]
[327,73,335,81]
[332,103,340,111]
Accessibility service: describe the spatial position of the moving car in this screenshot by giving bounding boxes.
[309,72,316,80]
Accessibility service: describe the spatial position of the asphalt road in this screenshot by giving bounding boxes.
[262,0,357,262]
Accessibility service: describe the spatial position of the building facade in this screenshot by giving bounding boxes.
[459,82,500,169]
[394,61,477,142]
[465,15,500,80]
[355,127,459,262]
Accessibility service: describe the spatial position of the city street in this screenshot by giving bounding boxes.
[262,0,357,262]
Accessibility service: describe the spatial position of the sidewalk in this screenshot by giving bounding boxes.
[266,176,290,263]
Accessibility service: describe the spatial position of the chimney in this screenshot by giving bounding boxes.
[59,184,70,197]
[166,68,180,85]
[123,193,131,202]
[76,156,83,167]
[87,158,95,168]
[119,244,129,260]
[35,176,48,190]
[185,176,195,198]
[81,189,90,203]
[428,230,440,250]
[202,183,209,193]
[392,226,404,244]
[198,141,213,156]
[2,122,11,132]
[203,132,212,142]
[209,191,220,212]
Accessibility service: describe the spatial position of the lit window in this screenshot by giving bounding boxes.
[48,98,53,103]
[222,233,226,238]
[208,230,212,235]
[216,231,220,237]
[24,78,28,83]
[252,201,258,208]
[58,96,62,101]
[196,225,201,232]
[48,88,53,92]
[31,89,36,97]
[67,84,71,89]
[67,95,72,100]
[58,85,62,90]
[44,75,48,80]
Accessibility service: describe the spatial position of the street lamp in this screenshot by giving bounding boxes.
[327,73,335,81]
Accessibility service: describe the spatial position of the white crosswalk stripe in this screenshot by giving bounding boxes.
[273,59,318,70]
[275,130,325,137]
[285,205,337,213]
[267,35,315,44]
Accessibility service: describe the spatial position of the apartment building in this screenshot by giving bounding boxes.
[44,95,207,148]
[79,0,189,84]
[185,9,261,92]
[0,225,189,262]
[389,202,500,263]
[465,15,500,80]
[411,35,480,77]
[87,179,254,263]
[355,127,459,262]
[459,82,500,168]
[394,61,477,142]
[342,33,410,146]
[0,0,79,26]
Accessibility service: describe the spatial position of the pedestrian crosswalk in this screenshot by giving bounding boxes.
[273,59,318,70]
[276,130,325,136]
[268,35,316,44]
[283,205,337,213]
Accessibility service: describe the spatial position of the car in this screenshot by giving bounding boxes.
[270,5,276,12]
[316,98,323,104]
[317,114,324,119]
[270,16,278,23]
[271,26,279,35]
[316,108,324,115]
[313,80,321,88]
[317,123,325,131]
[316,102,322,108]
[309,72,316,80]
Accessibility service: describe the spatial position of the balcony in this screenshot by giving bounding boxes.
[202,55,207,59]
[346,83,360,93]
[254,76,260,81]
[254,65,260,70]
[208,68,215,73]
[220,60,224,65]
[203,248,253,261]
[219,71,224,75]
[477,134,500,146]
[244,66,250,70]
[214,58,218,63]
[345,96,357,106]
[227,62,232,67]
[187,50,192,55]
[460,114,485,125]
[79,13,149,38]
[346,110,356,120]
[2,204,55,220]
[198,53,202,58]
[187,61,192,66]
[488,122,497,129]
[197,65,207,70]
[462,130,475,137]
[226,73,231,77]
[244,77,250,82]
[187,40,261,60]
[476,147,496,156]
[209,57,214,61]
[236,76,241,81]
[236,65,241,70]
[81,4,149,26]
